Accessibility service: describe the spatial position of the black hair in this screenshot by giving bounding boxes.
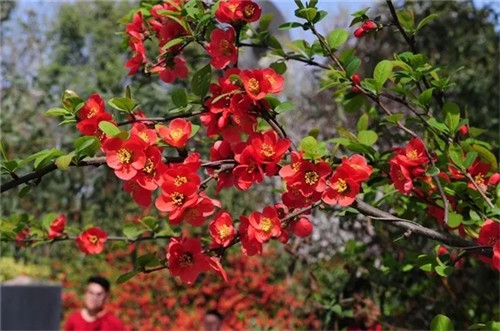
[87,276,110,292]
[206,309,223,320]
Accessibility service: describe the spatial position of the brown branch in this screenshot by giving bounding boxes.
[117,110,205,127]
[354,198,492,257]
[0,157,236,193]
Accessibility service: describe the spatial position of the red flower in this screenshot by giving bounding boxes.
[103,135,147,180]
[240,68,284,101]
[151,57,189,83]
[477,219,500,271]
[286,160,332,197]
[393,138,429,168]
[250,130,291,170]
[48,214,66,239]
[478,219,499,247]
[206,27,238,69]
[209,211,236,247]
[209,140,236,193]
[389,162,413,194]
[467,159,491,191]
[340,154,372,182]
[239,216,263,256]
[76,227,108,255]
[77,93,105,121]
[167,237,210,285]
[169,194,219,226]
[131,123,158,146]
[248,206,282,243]
[125,41,147,75]
[133,145,164,191]
[290,217,313,238]
[234,1,261,22]
[322,168,361,206]
[126,11,147,44]
[16,228,30,247]
[157,118,192,148]
[215,0,261,23]
[233,146,264,190]
[123,181,153,207]
[354,27,366,38]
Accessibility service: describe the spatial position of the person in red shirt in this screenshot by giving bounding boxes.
[65,276,124,331]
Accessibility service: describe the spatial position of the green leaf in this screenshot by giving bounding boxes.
[373,60,393,86]
[116,270,138,284]
[259,13,273,31]
[98,121,121,137]
[275,101,295,114]
[278,22,303,30]
[426,166,440,176]
[123,224,146,239]
[356,113,369,132]
[45,108,69,117]
[418,88,434,105]
[434,265,453,277]
[296,8,317,21]
[471,145,498,171]
[140,216,159,231]
[430,314,454,331]
[108,97,136,112]
[74,136,100,157]
[18,185,31,198]
[300,136,317,154]
[357,130,378,146]
[443,102,460,133]
[427,118,449,134]
[328,29,349,49]
[161,37,186,50]
[417,254,435,272]
[448,212,463,228]
[171,89,188,107]
[189,124,200,138]
[270,61,287,75]
[191,64,212,97]
[55,154,74,170]
[416,13,438,32]
[463,151,478,169]
[397,10,415,33]
[386,114,403,123]
[345,57,361,77]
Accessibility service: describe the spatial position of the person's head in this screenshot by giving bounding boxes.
[84,276,110,313]
[204,309,223,331]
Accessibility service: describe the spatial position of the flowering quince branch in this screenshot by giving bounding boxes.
[3,0,500,286]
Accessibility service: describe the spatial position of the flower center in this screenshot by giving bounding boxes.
[117,148,132,164]
[247,78,260,94]
[475,174,485,185]
[336,178,347,193]
[488,236,497,246]
[304,171,319,185]
[292,162,300,173]
[407,149,418,160]
[261,217,273,233]
[89,235,98,244]
[138,132,149,142]
[170,128,184,141]
[219,224,231,240]
[87,107,98,118]
[170,192,185,206]
[219,39,233,56]
[244,5,255,18]
[173,175,188,186]
[184,208,199,222]
[179,253,193,268]
[143,158,154,174]
[261,143,275,158]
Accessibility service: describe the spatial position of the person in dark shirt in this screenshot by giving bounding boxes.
[65,276,124,331]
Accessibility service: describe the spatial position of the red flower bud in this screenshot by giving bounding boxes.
[352,74,362,85]
[354,27,366,38]
[353,86,361,93]
[459,125,468,135]
[362,20,378,31]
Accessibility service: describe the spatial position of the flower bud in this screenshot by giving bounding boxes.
[361,20,378,31]
[352,74,362,85]
[354,27,366,38]
[459,125,468,135]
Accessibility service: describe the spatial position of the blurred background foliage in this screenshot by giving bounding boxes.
[1,0,499,329]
